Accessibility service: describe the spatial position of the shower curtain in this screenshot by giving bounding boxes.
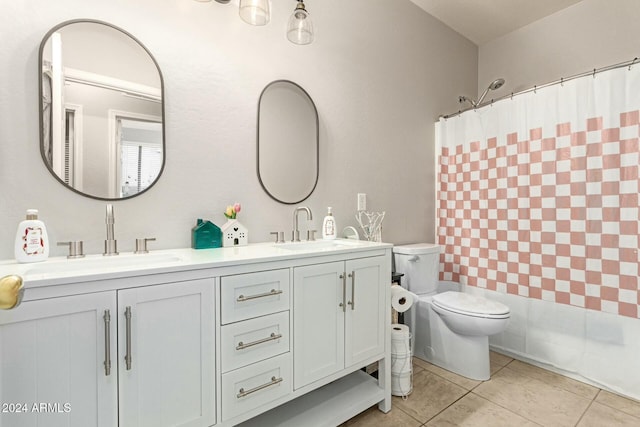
[436,65,640,320]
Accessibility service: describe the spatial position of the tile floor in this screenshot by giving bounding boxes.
[342,352,640,426]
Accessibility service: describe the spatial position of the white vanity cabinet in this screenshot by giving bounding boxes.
[117,278,215,427]
[219,270,292,422]
[293,257,386,389]
[0,240,391,427]
[0,278,215,427]
[0,291,117,427]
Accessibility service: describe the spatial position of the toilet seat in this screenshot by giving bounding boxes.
[431,291,510,319]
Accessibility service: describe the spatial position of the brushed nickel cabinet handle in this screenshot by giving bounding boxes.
[236,332,283,351]
[237,289,283,302]
[339,273,346,312]
[103,310,111,376]
[124,306,132,371]
[348,271,355,310]
[237,376,283,399]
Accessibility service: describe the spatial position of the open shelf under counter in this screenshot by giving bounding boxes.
[238,370,386,427]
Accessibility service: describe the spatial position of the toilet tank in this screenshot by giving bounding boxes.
[393,243,441,295]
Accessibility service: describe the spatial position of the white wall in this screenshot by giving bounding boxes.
[0,0,477,259]
[478,0,640,96]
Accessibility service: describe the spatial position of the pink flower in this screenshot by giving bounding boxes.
[224,203,242,220]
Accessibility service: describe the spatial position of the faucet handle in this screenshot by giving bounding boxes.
[270,232,285,243]
[307,230,317,241]
[58,241,85,259]
[134,238,156,254]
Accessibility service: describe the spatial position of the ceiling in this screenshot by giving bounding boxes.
[409,0,583,45]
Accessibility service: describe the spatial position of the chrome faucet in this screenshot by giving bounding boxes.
[292,206,313,242]
[103,204,119,256]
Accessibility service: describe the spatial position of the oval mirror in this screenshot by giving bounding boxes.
[257,80,318,204]
[39,20,165,200]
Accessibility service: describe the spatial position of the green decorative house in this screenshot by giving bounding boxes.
[191,219,222,249]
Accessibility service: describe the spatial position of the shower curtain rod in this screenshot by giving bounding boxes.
[441,56,640,119]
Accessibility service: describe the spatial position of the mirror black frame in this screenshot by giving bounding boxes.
[256,80,319,205]
[38,19,166,201]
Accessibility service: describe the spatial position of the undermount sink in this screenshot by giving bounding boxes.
[276,239,359,251]
[24,253,183,276]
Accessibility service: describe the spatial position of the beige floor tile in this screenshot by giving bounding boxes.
[412,358,425,375]
[577,402,640,427]
[392,369,468,423]
[595,390,640,418]
[425,393,541,427]
[506,360,599,400]
[413,357,482,391]
[489,351,513,375]
[341,406,421,427]
[489,351,513,367]
[474,366,591,427]
[489,361,505,376]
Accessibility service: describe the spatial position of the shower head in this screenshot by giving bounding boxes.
[476,78,506,106]
[488,78,505,91]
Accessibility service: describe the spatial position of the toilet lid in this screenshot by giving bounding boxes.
[432,291,510,318]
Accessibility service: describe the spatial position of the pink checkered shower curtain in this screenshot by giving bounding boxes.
[436,66,640,319]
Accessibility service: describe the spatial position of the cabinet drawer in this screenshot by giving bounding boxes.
[221,353,292,421]
[221,311,289,373]
[221,269,290,324]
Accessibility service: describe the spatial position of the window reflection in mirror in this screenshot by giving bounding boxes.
[39,20,164,200]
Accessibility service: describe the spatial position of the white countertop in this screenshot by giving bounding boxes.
[0,239,392,288]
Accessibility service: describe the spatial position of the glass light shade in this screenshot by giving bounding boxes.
[287,5,314,45]
[239,0,270,26]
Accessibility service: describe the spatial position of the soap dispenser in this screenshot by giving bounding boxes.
[14,209,50,263]
[322,207,336,240]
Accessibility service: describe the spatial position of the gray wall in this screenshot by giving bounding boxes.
[478,0,640,96]
[0,0,477,258]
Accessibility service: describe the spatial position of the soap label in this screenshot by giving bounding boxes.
[324,220,335,236]
[21,227,44,255]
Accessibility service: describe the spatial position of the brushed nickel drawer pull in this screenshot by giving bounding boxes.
[124,306,132,371]
[237,289,283,302]
[236,332,283,351]
[237,376,283,399]
[103,310,111,376]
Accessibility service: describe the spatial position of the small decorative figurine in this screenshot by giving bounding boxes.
[221,203,248,247]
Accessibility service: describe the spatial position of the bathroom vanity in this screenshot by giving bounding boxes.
[0,239,392,427]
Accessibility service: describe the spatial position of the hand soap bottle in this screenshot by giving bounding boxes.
[322,207,336,240]
[14,209,50,263]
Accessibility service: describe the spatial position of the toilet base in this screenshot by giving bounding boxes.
[410,299,491,381]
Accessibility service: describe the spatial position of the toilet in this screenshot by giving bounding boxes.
[393,243,510,380]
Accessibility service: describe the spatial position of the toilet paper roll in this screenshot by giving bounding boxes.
[391,323,410,337]
[391,285,414,313]
[391,323,412,359]
[391,371,413,397]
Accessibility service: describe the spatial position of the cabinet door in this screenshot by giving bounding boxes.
[293,262,345,389]
[118,279,215,427]
[0,292,117,427]
[344,257,386,368]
